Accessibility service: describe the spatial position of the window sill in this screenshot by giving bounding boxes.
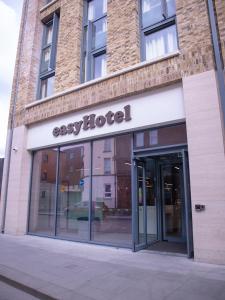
[25,50,180,109]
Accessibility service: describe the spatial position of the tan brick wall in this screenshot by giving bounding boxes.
[11,0,217,127]
[9,0,45,128]
[54,0,83,93]
[215,0,225,66]
[107,0,140,73]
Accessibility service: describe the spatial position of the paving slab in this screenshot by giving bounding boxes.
[0,234,225,300]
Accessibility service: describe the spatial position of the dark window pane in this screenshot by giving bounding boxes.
[88,0,107,21]
[145,24,178,60]
[92,134,132,246]
[142,0,163,28]
[29,149,57,236]
[92,17,107,49]
[104,158,111,175]
[56,143,91,240]
[94,53,106,79]
[166,0,176,17]
[134,124,187,149]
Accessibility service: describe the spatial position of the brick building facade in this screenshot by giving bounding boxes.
[1,0,225,264]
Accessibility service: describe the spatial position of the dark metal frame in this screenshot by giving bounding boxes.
[81,0,107,82]
[132,145,193,258]
[37,13,59,100]
[139,0,178,61]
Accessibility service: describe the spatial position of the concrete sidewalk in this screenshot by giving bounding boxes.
[0,235,225,300]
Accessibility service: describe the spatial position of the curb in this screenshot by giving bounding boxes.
[0,274,56,300]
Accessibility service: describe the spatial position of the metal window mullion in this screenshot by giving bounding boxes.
[54,147,60,236]
[143,17,175,35]
[92,14,107,23]
[91,46,106,57]
[161,0,167,19]
[89,142,93,241]
[182,150,193,258]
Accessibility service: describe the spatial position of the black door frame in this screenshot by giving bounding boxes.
[132,146,194,258]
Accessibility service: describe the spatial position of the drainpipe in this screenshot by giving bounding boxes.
[1,0,29,233]
[207,0,225,130]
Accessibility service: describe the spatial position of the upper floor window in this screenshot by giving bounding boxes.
[38,13,59,99]
[141,0,178,61]
[81,0,107,82]
[104,138,111,152]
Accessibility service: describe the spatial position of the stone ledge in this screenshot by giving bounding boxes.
[40,0,61,22]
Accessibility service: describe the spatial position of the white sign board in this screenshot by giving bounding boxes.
[27,83,185,150]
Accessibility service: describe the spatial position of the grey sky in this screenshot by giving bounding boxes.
[0,0,23,157]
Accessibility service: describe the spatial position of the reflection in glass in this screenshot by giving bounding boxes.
[145,24,178,61]
[44,23,53,45]
[142,0,163,28]
[145,159,157,244]
[29,149,57,235]
[91,134,132,246]
[40,76,55,98]
[41,46,51,72]
[94,53,106,79]
[56,144,90,240]
[134,124,187,149]
[137,162,145,244]
[161,161,183,240]
[88,0,107,21]
[92,18,107,50]
[166,0,176,17]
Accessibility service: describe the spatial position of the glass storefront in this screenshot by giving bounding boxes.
[28,123,191,252]
[28,133,132,247]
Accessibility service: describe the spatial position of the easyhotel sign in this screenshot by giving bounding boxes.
[52,105,131,137]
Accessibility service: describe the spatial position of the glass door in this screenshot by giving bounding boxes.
[133,158,158,251]
[160,161,186,242]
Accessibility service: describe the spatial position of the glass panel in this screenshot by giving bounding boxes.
[93,53,107,79]
[162,161,183,240]
[104,138,112,152]
[145,24,178,61]
[40,76,54,99]
[44,23,53,46]
[40,79,47,99]
[142,0,163,28]
[56,143,91,240]
[92,17,107,49]
[137,162,145,244]
[88,0,107,21]
[146,159,157,244]
[41,46,51,72]
[135,132,144,147]
[134,124,187,150]
[29,149,57,236]
[166,0,176,17]
[46,76,54,97]
[149,129,158,145]
[91,134,132,246]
